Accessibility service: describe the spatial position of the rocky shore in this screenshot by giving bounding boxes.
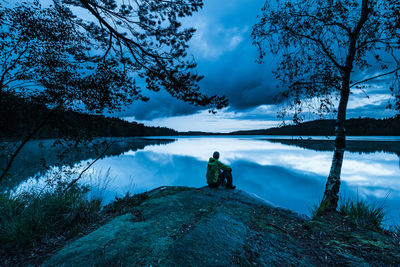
[43,186,400,266]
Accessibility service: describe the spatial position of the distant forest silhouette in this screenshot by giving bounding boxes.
[230,117,400,136]
[1,94,399,139]
[265,139,400,157]
[0,94,177,140]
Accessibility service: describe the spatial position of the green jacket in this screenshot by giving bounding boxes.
[206,157,232,184]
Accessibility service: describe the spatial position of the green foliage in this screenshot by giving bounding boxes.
[0,184,101,251]
[338,197,385,230]
[311,197,386,230]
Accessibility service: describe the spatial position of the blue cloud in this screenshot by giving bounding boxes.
[115,0,397,128]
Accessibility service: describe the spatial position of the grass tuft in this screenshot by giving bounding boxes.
[311,196,386,230]
[338,197,385,230]
[310,203,320,219]
[0,184,101,251]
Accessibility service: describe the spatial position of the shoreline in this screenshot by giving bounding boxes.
[42,186,400,266]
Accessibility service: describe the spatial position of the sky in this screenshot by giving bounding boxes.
[115,0,397,133]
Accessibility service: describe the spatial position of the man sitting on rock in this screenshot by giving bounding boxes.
[206,151,235,189]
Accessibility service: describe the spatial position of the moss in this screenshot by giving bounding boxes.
[359,239,391,250]
[326,240,354,251]
[103,191,149,215]
[302,220,325,230]
[148,186,195,199]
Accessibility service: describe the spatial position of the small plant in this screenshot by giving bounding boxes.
[310,203,320,219]
[338,197,385,230]
[0,183,101,251]
[311,196,386,230]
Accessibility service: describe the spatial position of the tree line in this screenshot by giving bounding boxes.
[231,117,400,136]
[0,94,177,140]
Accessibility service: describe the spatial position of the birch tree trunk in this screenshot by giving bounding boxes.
[318,0,370,213]
[318,74,350,213]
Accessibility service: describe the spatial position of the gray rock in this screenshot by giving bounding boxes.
[43,186,399,266]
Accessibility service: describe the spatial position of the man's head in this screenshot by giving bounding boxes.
[213,151,220,160]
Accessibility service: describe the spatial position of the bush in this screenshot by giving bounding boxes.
[338,197,385,230]
[0,184,101,251]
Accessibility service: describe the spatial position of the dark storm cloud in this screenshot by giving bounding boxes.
[197,48,278,109]
[116,0,398,123]
[116,0,279,121]
[227,106,279,121]
[113,90,200,120]
[189,0,279,109]
[348,102,396,119]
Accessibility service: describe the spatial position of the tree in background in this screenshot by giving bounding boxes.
[0,0,227,182]
[252,0,400,212]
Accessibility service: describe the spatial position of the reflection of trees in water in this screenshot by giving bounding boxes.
[267,139,400,171]
[265,139,400,156]
[0,138,175,190]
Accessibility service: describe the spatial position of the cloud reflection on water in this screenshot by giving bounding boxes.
[89,137,400,224]
[15,136,400,225]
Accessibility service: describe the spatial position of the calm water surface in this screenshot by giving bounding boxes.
[13,136,400,225]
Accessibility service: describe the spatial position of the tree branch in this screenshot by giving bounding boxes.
[352,0,370,37]
[286,28,345,71]
[295,12,352,36]
[350,67,400,89]
[100,33,113,61]
[63,140,115,193]
[0,107,57,183]
[78,0,156,60]
[0,45,29,90]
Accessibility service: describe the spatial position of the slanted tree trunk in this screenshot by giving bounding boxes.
[318,0,371,214]
[318,72,350,213]
[0,108,56,183]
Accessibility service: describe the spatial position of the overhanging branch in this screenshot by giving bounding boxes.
[350,67,400,89]
[286,28,345,71]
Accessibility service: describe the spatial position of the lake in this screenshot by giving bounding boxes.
[4,136,400,226]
